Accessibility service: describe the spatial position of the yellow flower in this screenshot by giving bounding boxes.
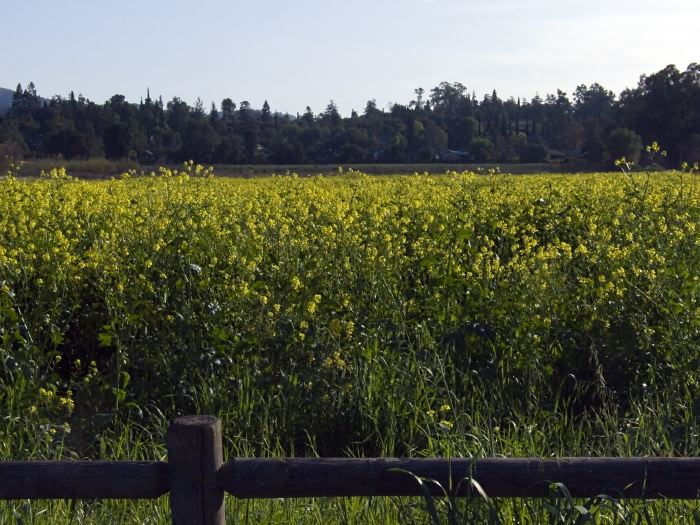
[59,396,75,412]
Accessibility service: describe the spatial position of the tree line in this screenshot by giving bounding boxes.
[1,63,698,167]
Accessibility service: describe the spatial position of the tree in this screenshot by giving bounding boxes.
[323,100,341,127]
[167,97,190,132]
[618,64,699,163]
[301,106,315,126]
[364,99,379,116]
[1,65,698,167]
[239,100,252,116]
[470,136,494,162]
[0,120,29,161]
[181,119,220,162]
[605,127,642,165]
[209,102,219,123]
[411,88,425,111]
[212,133,242,164]
[269,124,305,163]
[221,98,236,123]
[107,94,135,125]
[413,119,447,161]
[261,100,271,124]
[192,98,205,117]
[504,132,528,162]
[446,116,477,149]
[582,121,606,163]
[430,82,468,114]
[44,127,89,159]
[520,143,548,163]
[103,123,131,159]
[12,84,23,108]
[574,83,615,122]
[235,101,258,163]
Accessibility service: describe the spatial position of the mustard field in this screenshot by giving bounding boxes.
[2,165,700,522]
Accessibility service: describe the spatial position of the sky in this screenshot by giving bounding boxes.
[2,0,698,116]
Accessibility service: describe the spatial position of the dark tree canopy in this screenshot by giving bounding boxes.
[1,64,698,166]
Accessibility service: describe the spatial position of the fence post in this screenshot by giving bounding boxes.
[167,415,225,525]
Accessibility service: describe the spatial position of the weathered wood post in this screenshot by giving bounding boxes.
[167,415,225,525]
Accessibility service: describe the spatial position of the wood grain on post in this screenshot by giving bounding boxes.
[167,415,225,525]
[0,461,168,500]
[219,457,700,499]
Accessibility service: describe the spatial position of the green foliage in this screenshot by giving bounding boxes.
[2,63,698,167]
[606,127,642,166]
[520,143,548,163]
[102,123,131,160]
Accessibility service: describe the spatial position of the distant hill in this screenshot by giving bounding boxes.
[0,87,14,115]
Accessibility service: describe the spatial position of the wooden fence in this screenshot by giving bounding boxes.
[1,415,700,524]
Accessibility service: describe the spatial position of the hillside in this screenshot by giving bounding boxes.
[0,87,14,115]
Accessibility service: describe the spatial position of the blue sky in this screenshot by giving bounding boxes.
[2,0,698,115]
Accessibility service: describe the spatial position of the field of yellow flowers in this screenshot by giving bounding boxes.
[2,164,700,522]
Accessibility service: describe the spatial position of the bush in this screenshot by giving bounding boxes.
[605,127,642,166]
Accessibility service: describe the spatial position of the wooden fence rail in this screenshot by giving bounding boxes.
[1,415,699,524]
[219,457,700,500]
[0,461,168,500]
